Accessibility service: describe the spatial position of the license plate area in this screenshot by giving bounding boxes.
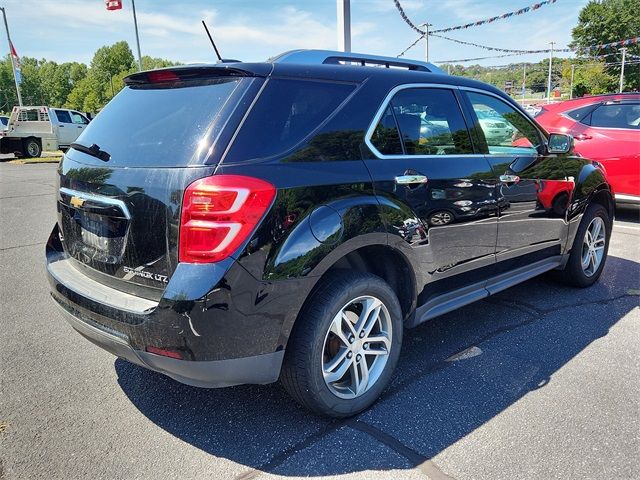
[59,202,130,265]
[78,212,128,254]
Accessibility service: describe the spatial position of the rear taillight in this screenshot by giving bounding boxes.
[179,175,276,263]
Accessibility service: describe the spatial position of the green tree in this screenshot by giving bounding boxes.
[570,0,640,91]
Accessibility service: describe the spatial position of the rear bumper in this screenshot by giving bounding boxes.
[52,291,284,388]
[46,223,286,388]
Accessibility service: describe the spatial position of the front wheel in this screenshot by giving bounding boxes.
[281,271,403,417]
[555,203,611,287]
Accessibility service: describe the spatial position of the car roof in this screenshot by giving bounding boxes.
[128,49,513,104]
[544,93,640,112]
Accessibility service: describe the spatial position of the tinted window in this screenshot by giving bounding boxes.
[69,78,247,167]
[566,104,595,121]
[0,117,7,126]
[590,104,640,129]
[227,79,355,161]
[466,91,540,155]
[55,110,72,123]
[371,88,472,156]
[370,106,403,155]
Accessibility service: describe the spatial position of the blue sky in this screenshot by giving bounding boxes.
[4,0,589,67]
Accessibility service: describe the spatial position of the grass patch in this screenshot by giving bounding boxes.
[9,156,61,164]
[7,150,62,164]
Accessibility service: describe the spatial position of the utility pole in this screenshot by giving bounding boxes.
[131,0,143,71]
[0,7,22,106]
[570,64,575,99]
[522,63,527,102]
[546,41,555,103]
[619,47,627,93]
[337,0,351,52]
[419,23,431,62]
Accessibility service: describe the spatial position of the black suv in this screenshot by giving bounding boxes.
[47,50,613,417]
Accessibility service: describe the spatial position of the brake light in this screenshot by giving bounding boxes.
[147,70,180,83]
[179,175,276,263]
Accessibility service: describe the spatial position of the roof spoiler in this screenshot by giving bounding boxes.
[124,65,257,85]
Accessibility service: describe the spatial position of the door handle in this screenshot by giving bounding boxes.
[77,126,83,128]
[573,133,592,141]
[59,125,64,127]
[499,174,520,184]
[395,174,428,185]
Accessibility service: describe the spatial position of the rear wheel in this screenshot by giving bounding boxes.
[23,138,42,158]
[555,203,610,287]
[281,270,403,417]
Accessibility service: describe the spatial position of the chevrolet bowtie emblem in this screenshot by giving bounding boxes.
[70,196,85,208]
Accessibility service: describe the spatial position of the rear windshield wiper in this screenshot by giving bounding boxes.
[70,142,111,162]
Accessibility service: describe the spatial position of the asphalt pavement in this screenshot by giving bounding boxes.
[1,162,638,480]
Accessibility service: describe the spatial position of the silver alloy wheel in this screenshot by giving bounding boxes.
[321,295,392,399]
[581,216,606,277]
[430,211,453,225]
[26,141,39,157]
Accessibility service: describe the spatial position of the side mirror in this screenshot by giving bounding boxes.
[547,133,573,154]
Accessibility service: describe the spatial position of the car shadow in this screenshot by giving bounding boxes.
[616,205,639,224]
[114,255,638,477]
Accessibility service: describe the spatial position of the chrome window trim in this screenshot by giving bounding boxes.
[59,187,131,220]
[364,83,487,160]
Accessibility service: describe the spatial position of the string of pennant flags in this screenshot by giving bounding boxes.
[394,0,639,60]
[393,0,560,36]
[399,34,639,61]
[432,0,558,33]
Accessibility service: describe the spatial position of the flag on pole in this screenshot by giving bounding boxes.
[105,0,123,11]
[9,40,21,85]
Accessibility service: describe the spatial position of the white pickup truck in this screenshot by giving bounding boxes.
[0,106,90,157]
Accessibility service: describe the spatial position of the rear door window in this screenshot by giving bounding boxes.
[226,79,355,162]
[69,77,250,167]
[370,106,404,155]
[589,104,640,129]
[369,87,473,156]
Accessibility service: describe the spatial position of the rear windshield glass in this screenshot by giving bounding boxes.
[225,78,355,162]
[69,78,248,167]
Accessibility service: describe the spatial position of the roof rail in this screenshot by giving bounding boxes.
[270,50,445,75]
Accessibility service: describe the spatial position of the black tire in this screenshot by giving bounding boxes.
[23,138,42,158]
[281,270,403,418]
[555,203,611,287]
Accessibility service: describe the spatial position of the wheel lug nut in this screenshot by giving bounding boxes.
[359,331,365,338]
[356,354,362,362]
[364,343,369,350]
[347,352,353,359]
[349,336,355,343]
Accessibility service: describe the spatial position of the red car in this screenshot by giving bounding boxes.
[535,93,640,205]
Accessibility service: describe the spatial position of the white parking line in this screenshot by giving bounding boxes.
[614,224,640,232]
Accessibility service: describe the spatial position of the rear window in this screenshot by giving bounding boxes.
[69,78,249,167]
[225,79,355,162]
